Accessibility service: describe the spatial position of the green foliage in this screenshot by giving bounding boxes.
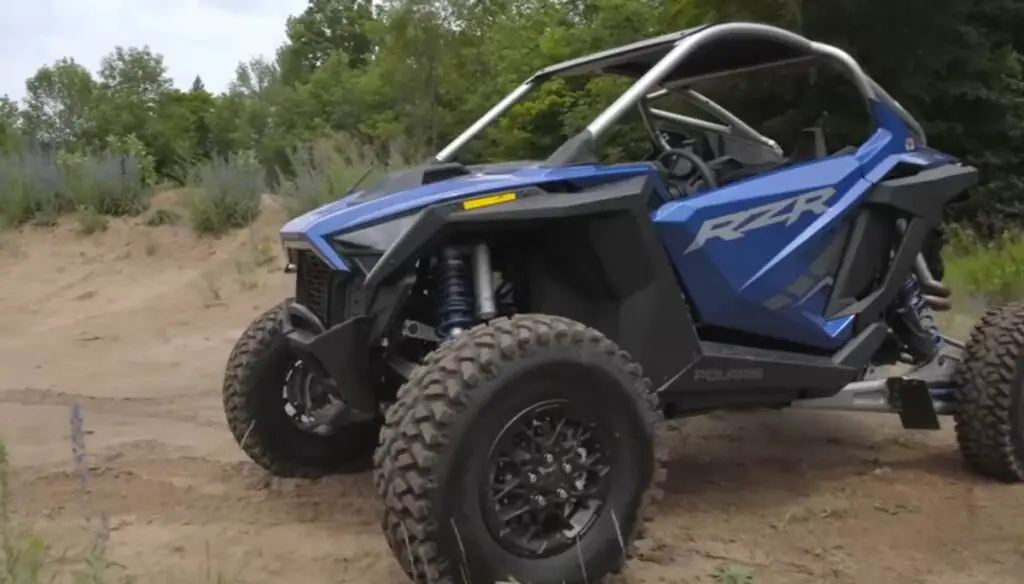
[2,0,1024,238]
[185,152,264,235]
[944,226,1024,304]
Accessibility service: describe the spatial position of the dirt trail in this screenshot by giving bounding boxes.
[1,198,1021,584]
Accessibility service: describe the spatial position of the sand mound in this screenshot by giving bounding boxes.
[0,195,291,399]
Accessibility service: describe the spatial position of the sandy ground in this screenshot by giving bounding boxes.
[1,197,1022,584]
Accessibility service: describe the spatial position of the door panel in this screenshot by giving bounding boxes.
[653,155,870,350]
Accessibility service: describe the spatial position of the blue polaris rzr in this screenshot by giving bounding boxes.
[222,22,1019,584]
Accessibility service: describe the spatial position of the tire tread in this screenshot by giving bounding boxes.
[373,314,666,583]
[952,302,1024,482]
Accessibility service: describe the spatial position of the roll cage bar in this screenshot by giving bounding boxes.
[432,22,927,165]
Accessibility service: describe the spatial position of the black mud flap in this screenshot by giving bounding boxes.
[281,302,379,415]
[888,377,941,430]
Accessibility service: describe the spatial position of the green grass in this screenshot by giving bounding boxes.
[944,225,1024,306]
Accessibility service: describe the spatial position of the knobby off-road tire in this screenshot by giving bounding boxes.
[952,302,1024,482]
[373,314,666,584]
[223,299,381,478]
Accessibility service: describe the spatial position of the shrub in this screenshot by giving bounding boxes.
[185,151,264,235]
[0,147,72,226]
[62,153,151,217]
[276,134,410,218]
[0,141,152,228]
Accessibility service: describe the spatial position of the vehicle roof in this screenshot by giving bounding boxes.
[531,22,816,84]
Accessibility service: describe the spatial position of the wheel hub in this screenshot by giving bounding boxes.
[283,361,367,436]
[483,401,611,557]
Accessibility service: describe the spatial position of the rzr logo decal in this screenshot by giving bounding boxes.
[684,187,837,254]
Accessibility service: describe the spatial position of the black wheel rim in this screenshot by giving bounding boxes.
[481,399,612,558]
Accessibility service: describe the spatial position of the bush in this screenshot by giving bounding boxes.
[0,147,72,226]
[0,141,152,229]
[184,151,264,235]
[276,134,409,218]
[60,152,151,218]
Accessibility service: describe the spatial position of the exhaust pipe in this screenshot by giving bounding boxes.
[895,219,952,305]
[915,254,951,298]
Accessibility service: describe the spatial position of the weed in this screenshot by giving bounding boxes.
[144,208,180,227]
[75,207,109,235]
[712,563,758,584]
[0,441,49,584]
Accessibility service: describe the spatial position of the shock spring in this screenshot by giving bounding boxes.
[435,247,474,338]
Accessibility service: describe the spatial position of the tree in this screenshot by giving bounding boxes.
[20,58,95,149]
[279,0,376,82]
[0,96,22,153]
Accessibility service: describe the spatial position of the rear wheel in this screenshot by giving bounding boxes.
[952,302,1024,482]
[223,300,381,477]
[373,314,665,584]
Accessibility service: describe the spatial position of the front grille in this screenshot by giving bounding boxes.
[296,250,333,324]
[294,250,367,326]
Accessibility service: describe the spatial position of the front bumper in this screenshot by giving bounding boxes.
[280,301,378,415]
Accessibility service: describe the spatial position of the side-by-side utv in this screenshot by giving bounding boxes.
[221,21,1018,584]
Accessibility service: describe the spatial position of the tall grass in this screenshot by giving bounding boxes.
[276,135,411,218]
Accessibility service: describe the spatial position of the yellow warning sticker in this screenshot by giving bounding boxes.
[461,191,517,210]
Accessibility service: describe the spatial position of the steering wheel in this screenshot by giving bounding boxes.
[656,147,718,199]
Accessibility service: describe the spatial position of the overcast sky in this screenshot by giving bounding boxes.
[0,0,308,102]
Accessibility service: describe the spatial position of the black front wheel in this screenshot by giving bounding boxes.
[373,314,665,584]
[223,300,381,477]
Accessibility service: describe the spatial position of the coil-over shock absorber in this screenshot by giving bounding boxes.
[434,244,499,340]
[435,247,474,338]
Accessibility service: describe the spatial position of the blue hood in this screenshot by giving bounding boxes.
[280,161,660,270]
